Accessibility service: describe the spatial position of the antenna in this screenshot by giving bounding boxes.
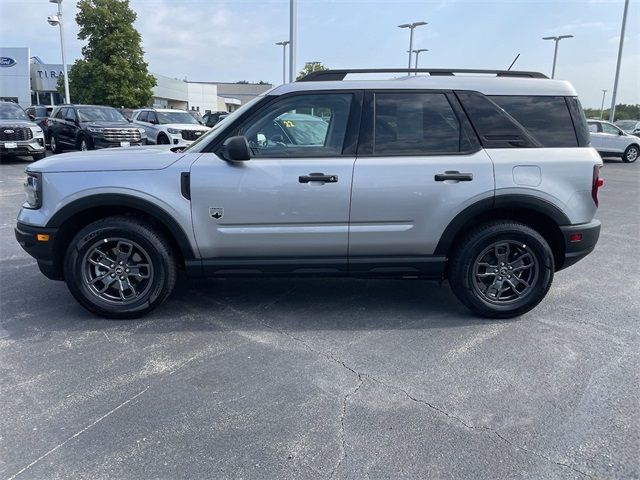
[507,54,520,71]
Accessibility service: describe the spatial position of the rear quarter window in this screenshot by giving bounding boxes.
[490,95,579,147]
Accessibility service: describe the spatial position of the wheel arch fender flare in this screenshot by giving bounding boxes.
[434,195,570,256]
[46,193,197,260]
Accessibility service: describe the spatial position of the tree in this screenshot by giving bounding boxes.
[583,104,640,121]
[61,0,155,107]
[296,62,328,81]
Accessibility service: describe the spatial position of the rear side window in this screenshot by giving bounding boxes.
[137,111,148,122]
[54,108,64,119]
[456,91,536,148]
[373,92,473,155]
[491,96,578,147]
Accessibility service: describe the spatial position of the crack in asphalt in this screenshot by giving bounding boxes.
[214,293,592,479]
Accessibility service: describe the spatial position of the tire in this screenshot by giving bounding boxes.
[78,135,94,151]
[622,144,639,163]
[32,152,46,161]
[157,133,170,145]
[50,133,63,154]
[448,221,554,318]
[64,216,177,319]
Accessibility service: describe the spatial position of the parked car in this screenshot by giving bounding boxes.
[117,108,135,121]
[587,120,639,163]
[16,68,603,319]
[187,109,205,125]
[48,105,147,153]
[614,119,640,137]
[0,101,46,161]
[132,108,210,147]
[202,111,229,127]
[25,105,54,143]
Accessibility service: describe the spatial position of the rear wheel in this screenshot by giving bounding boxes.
[50,133,63,154]
[448,221,554,318]
[622,145,639,163]
[64,216,177,319]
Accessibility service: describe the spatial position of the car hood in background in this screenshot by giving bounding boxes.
[0,120,39,128]
[28,145,184,173]
[163,123,210,131]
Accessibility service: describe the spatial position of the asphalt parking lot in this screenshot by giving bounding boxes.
[0,153,638,479]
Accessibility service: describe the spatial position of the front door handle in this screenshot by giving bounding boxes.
[299,173,338,183]
[434,171,473,182]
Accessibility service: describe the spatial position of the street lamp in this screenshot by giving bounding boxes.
[542,34,573,79]
[410,48,429,74]
[600,90,608,120]
[275,41,290,85]
[398,21,427,71]
[48,0,70,104]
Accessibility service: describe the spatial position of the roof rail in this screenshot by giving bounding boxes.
[297,68,548,82]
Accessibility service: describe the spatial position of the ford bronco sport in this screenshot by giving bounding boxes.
[15,68,603,319]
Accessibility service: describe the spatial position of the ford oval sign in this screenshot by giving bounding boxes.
[0,57,17,67]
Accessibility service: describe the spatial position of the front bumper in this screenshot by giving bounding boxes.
[0,137,46,156]
[15,222,62,280]
[93,137,146,149]
[559,220,601,270]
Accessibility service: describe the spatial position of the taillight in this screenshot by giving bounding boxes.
[592,165,604,206]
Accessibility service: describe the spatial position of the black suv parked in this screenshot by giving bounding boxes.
[202,111,229,127]
[48,105,146,153]
[24,105,54,142]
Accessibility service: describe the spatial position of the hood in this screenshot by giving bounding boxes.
[165,123,210,131]
[28,145,185,173]
[0,119,39,128]
[83,121,138,129]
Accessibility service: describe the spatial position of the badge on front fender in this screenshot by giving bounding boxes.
[209,207,223,220]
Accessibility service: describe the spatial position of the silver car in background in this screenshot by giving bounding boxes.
[588,119,639,163]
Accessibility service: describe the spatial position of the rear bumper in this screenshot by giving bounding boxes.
[15,222,62,280]
[559,220,601,270]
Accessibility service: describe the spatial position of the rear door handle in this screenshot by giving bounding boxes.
[434,171,473,182]
[299,173,338,183]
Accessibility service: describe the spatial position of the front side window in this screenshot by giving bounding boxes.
[601,123,621,135]
[137,111,148,122]
[240,93,352,157]
[373,92,471,155]
[491,96,579,147]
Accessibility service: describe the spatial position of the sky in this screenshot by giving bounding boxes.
[1,0,638,108]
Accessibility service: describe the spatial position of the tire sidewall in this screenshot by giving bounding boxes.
[64,221,172,318]
[50,134,60,154]
[623,145,638,163]
[453,225,554,317]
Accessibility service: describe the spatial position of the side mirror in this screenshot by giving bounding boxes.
[28,114,36,120]
[221,136,251,161]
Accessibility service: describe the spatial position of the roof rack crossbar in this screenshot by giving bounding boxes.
[297,68,548,82]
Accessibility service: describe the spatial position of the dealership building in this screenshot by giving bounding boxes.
[1,47,272,113]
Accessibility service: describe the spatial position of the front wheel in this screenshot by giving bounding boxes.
[50,133,63,154]
[64,216,177,319]
[448,221,554,318]
[622,145,639,163]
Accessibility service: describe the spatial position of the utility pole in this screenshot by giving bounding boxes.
[275,41,290,84]
[398,22,427,72]
[600,90,608,120]
[542,34,573,79]
[289,0,297,82]
[609,0,629,122]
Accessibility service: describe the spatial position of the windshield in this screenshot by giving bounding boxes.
[157,111,200,125]
[0,103,28,120]
[616,120,637,130]
[183,95,265,153]
[77,107,127,122]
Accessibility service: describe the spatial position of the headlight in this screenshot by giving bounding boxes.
[24,171,42,209]
[137,128,146,136]
[30,126,44,136]
[87,126,104,133]
[167,128,181,134]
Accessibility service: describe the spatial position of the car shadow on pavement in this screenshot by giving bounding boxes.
[2,275,512,340]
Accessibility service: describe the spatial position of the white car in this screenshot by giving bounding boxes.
[587,120,639,163]
[132,108,210,147]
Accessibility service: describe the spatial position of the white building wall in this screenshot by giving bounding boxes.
[152,74,188,109]
[186,82,218,112]
[0,47,31,107]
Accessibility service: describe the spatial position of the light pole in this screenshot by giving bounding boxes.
[600,90,608,120]
[48,0,70,104]
[609,0,629,122]
[411,48,428,74]
[275,41,290,84]
[542,34,573,79]
[398,21,427,71]
[289,0,296,82]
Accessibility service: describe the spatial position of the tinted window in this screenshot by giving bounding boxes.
[456,91,535,148]
[240,93,352,158]
[54,108,64,119]
[491,96,578,147]
[77,107,125,122]
[373,92,471,155]
[566,97,590,147]
[137,111,148,122]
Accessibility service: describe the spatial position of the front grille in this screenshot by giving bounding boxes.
[181,130,205,141]
[102,128,141,142]
[0,126,33,141]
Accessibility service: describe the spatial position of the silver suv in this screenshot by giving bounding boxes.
[0,101,46,161]
[15,68,603,319]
